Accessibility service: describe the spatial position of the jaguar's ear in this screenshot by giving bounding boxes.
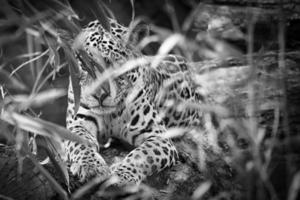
[126,19,150,46]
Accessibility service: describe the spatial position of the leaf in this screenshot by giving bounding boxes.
[158,34,184,55]
[9,49,50,77]
[0,111,92,146]
[37,136,69,189]
[151,34,184,68]
[69,64,81,114]
[75,50,106,79]
[31,58,50,93]
[63,46,81,114]
[27,153,69,200]
[92,0,110,31]
[51,0,79,20]
[182,3,204,33]
[6,89,66,109]
[84,57,150,97]
[178,102,231,118]
[288,171,300,200]
[192,181,211,200]
[198,36,243,60]
[44,36,60,68]
[163,127,189,139]
[0,69,27,91]
[130,0,135,21]
[127,17,150,46]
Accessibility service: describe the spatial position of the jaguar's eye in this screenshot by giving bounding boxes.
[87,22,96,28]
[57,67,68,77]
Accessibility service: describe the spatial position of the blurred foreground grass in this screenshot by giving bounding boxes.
[0,0,300,200]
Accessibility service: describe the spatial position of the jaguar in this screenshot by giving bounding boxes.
[64,18,220,186]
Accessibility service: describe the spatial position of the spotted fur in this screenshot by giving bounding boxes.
[64,18,211,185]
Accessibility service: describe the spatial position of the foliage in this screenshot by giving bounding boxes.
[0,0,299,200]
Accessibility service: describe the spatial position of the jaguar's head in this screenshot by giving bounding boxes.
[73,19,134,70]
[72,19,134,111]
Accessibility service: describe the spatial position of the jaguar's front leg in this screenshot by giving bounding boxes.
[64,123,111,182]
[111,135,178,185]
[64,78,111,182]
[109,98,179,185]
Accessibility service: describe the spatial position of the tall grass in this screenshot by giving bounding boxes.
[0,0,299,200]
